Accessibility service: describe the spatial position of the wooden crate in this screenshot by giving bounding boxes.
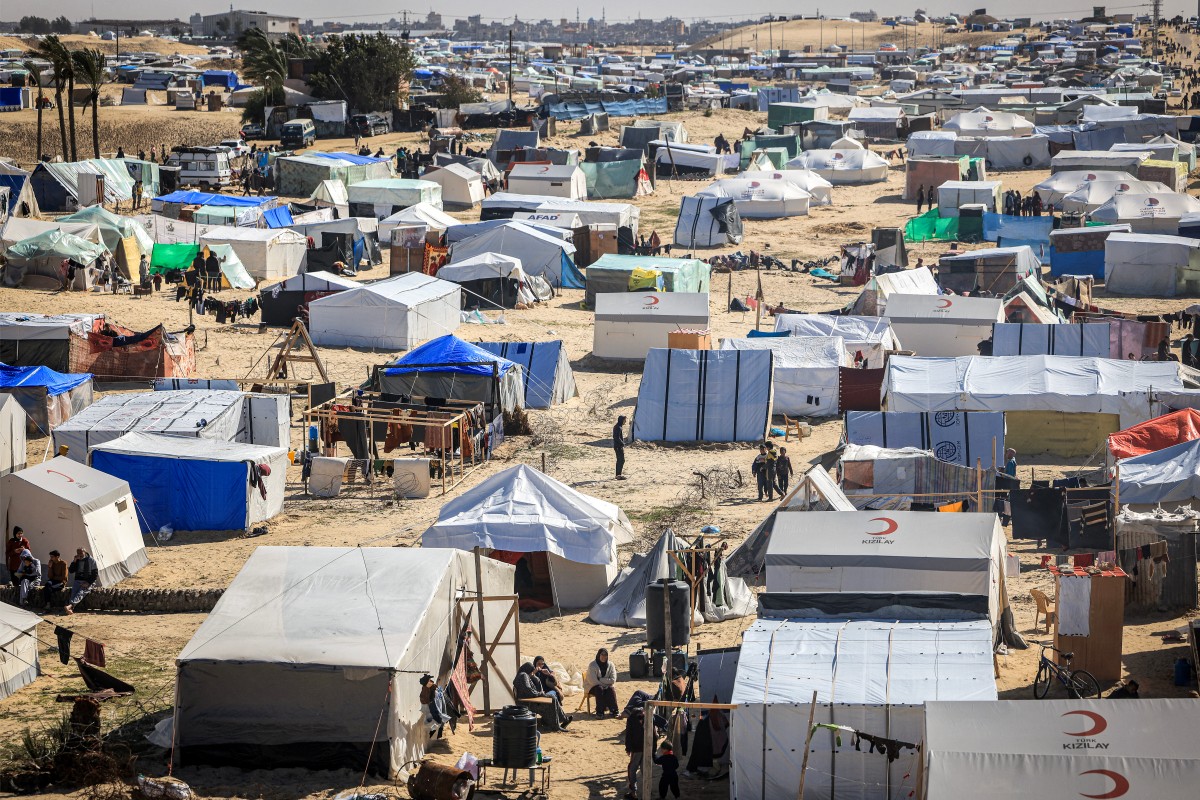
[667,331,711,350]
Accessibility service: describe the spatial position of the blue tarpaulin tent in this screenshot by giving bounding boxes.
[379,334,525,412]
[0,362,93,435]
[153,190,277,207]
[385,334,517,376]
[475,340,578,408]
[307,151,391,166]
[262,206,295,228]
[202,70,240,89]
[0,363,91,394]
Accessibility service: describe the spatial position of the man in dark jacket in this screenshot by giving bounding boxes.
[775,447,794,495]
[614,415,627,480]
[65,548,99,615]
[514,662,571,731]
[625,705,648,797]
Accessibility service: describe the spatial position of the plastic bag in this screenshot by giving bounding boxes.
[156,525,174,542]
[455,751,479,780]
[136,776,192,800]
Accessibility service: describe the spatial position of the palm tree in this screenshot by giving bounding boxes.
[35,37,69,159]
[238,28,290,108]
[23,61,45,161]
[73,49,106,159]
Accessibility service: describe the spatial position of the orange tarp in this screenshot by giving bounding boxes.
[1108,408,1200,460]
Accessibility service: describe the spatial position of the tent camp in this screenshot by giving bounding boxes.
[58,205,154,274]
[0,363,93,436]
[348,179,442,219]
[773,313,900,364]
[0,394,26,476]
[90,432,288,532]
[632,347,772,442]
[421,163,485,208]
[922,700,1200,800]
[593,292,711,360]
[1047,224,1133,278]
[937,180,1001,216]
[584,254,711,306]
[844,410,1006,469]
[148,243,256,290]
[288,217,382,272]
[2,229,106,290]
[198,227,307,283]
[506,164,587,200]
[379,334,524,413]
[0,168,41,219]
[588,529,755,627]
[695,178,810,218]
[308,273,461,351]
[475,341,577,409]
[653,143,725,178]
[739,169,833,205]
[1104,232,1200,297]
[672,195,744,248]
[944,107,1034,137]
[435,253,552,308]
[0,456,147,586]
[885,293,1004,357]
[731,618,996,800]
[847,105,905,139]
[578,152,652,199]
[852,265,941,315]
[447,222,583,289]
[0,602,39,701]
[480,194,639,246]
[173,547,516,775]
[720,336,847,417]
[422,464,634,609]
[258,270,359,326]
[784,149,889,184]
[936,245,1041,295]
[1033,170,1139,207]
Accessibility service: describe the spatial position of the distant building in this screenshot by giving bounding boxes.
[850,11,880,22]
[200,9,300,40]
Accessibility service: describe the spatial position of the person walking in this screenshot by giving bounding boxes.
[613,415,627,480]
[625,705,648,798]
[775,447,794,496]
[752,445,775,502]
[916,184,925,213]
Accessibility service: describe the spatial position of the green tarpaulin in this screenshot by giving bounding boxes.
[148,243,255,289]
[904,209,959,242]
[579,159,647,200]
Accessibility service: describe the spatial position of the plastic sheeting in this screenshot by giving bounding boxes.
[721,336,845,417]
[673,195,743,248]
[904,208,959,242]
[544,95,666,120]
[772,314,898,364]
[1109,408,1200,460]
[844,410,1005,469]
[991,323,1108,357]
[0,602,39,701]
[1033,170,1139,206]
[147,243,255,290]
[475,340,577,409]
[632,348,772,442]
[1117,436,1200,505]
[739,169,832,205]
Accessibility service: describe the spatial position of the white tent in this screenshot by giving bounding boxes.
[695,178,810,218]
[506,164,587,200]
[198,227,308,282]
[739,169,833,205]
[673,195,743,248]
[435,253,549,306]
[731,618,996,800]
[937,180,1001,216]
[0,602,40,700]
[348,179,442,219]
[884,294,1003,357]
[844,410,1006,469]
[784,149,889,184]
[851,265,941,315]
[447,221,580,288]
[0,218,102,255]
[1033,170,1138,206]
[906,130,958,157]
[1104,232,1200,296]
[0,456,147,586]
[0,394,27,476]
[772,314,899,365]
[633,347,772,442]
[828,134,866,149]
[962,134,1052,170]
[943,106,1034,137]
[654,144,725,177]
[174,547,516,776]
[309,179,348,209]
[1061,179,1172,213]
[593,291,710,360]
[422,464,633,608]
[377,202,460,245]
[991,322,1110,357]
[923,700,1200,800]
[721,336,846,417]
[308,272,461,351]
[1051,150,1150,174]
[1089,191,1200,233]
[421,163,484,208]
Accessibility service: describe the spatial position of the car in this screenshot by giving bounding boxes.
[219,139,250,158]
[240,123,266,140]
[349,113,390,137]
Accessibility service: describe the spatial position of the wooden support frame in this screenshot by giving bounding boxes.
[641,700,737,800]
[455,561,520,715]
[258,319,329,384]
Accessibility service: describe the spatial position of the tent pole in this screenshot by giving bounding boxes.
[547,552,562,617]
[473,548,492,713]
[796,690,819,800]
[976,458,983,510]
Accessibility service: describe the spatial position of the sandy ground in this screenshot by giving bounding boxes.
[1,49,1199,800]
[0,35,209,57]
[696,18,1012,52]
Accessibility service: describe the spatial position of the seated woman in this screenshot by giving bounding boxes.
[585,648,620,717]
[532,656,561,702]
[514,662,572,731]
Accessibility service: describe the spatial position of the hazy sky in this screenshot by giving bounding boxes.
[5,1,1196,27]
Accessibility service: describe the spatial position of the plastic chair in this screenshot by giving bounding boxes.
[575,690,593,714]
[1030,588,1057,633]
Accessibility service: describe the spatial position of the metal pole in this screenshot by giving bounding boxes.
[508,29,514,109]
[796,690,819,800]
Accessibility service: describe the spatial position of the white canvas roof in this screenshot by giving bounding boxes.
[309,178,348,206]
[906,130,958,157]
[482,193,638,232]
[1105,232,1200,297]
[378,202,461,241]
[885,293,1005,324]
[1051,150,1150,172]
[594,291,710,324]
[348,179,442,208]
[1061,179,1172,213]
[944,106,1034,137]
[1034,170,1138,205]
[885,355,1184,414]
[871,264,940,299]
[436,252,525,282]
[507,164,587,200]
[721,336,845,417]
[1090,191,1200,231]
[263,270,359,294]
[422,464,633,565]
[1,218,101,254]
[199,226,308,282]
[308,272,461,351]
[92,430,285,462]
[0,600,40,700]
[784,149,889,183]
[447,221,576,286]
[739,169,833,205]
[695,178,810,218]
[773,313,898,363]
[422,162,484,207]
[923,699,1200,800]
[0,313,99,341]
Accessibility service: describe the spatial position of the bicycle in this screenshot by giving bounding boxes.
[1033,642,1101,699]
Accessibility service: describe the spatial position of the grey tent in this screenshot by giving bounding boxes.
[474,340,578,409]
[588,529,754,627]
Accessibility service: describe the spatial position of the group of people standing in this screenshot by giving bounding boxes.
[751,442,794,502]
[1003,189,1043,217]
[6,527,98,613]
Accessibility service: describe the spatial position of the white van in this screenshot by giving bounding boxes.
[167,147,232,188]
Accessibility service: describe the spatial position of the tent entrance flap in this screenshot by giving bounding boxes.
[492,550,555,611]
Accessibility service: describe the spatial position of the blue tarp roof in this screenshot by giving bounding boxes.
[308,151,390,166]
[0,363,92,395]
[0,174,28,214]
[385,334,516,377]
[155,190,277,207]
[262,206,295,228]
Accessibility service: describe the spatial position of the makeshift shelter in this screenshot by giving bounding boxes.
[482,193,640,250]
[1089,192,1200,234]
[922,700,1200,800]
[1033,170,1139,207]
[258,270,359,326]
[772,314,899,365]
[0,313,99,373]
[447,222,582,289]
[884,293,1003,357]
[632,348,772,442]
[422,464,633,609]
[0,456,147,585]
[588,529,754,627]
[944,107,1034,137]
[57,205,153,271]
[1108,408,1200,461]
[378,202,460,244]
[506,164,587,200]
[1048,224,1132,278]
[838,442,995,510]
[936,245,1040,295]
[584,254,711,306]
[578,154,652,200]
[991,322,1107,357]
[904,156,968,200]
[308,178,349,212]
[672,195,744,248]
[731,618,996,800]
[1051,149,1151,174]
[847,105,906,139]
[855,266,940,315]
[0,169,41,219]
[721,336,846,417]
[695,178,810,219]
[784,149,889,184]
[198,227,307,283]
[308,273,460,351]
[29,159,137,210]
[906,130,958,157]
[1104,232,1200,297]
[489,129,539,167]
[147,243,256,290]
[274,152,393,198]
[90,432,287,532]
[0,363,93,436]
[653,143,725,178]
[0,394,26,476]
[1114,510,1199,611]
[0,218,101,256]
[348,179,442,219]
[844,410,1006,469]
[593,292,710,360]
[2,229,106,290]
[937,180,1001,216]
[436,253,551,308]
[1115,437,1200,510]
[475,341,577,409]
[289,216,382,272]
[421,163,484,208]
[739,169,833,205]
[174,546,516,775]
[379,334,524,413]
[0,602,39,700]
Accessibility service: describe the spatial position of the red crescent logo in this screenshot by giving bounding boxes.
[867,517,898,536]
[644,295,660,306]
[1079,770,1129,799]
[46,470,76,483]
[937,298,953,308]
[1085,174,1096,180]
[1147,197,1159,206]
[1062,710,1107,737]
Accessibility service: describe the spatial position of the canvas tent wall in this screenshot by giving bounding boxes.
[258,270,359,326]
[447,221,583,289]
[731,618,996,800]
[506,164,587,200]
[0,602,39,700]
[58,205,154,269]
[174,546,516,776]
[584,254,711,306]
[308,273,461,351]
[884,293,1003,357]
[944,107,1034,137]
[434,252,550,308]
[784,149,889,184]
[1,218,102,256]
[1104,232,1200,297]
[720,336,846,417]
[0,314,100,373]
[1051,150,1150,174]
[906,131,958,157]
[937,180,1001,217]
[844,410,1005,469]
[480,193,639,246]
[0,394,26,476]
[922,700,1200,800]
[903,156,968,200]
[1048,224,1132,278]
[632,348,772,442]
[421,163,484,208]
[0,170,41,219]
[90,432,287,532]
[347,179,442,219]
[695,178,810,219]
[773,314,899,364]
[379,334,524,414]
[1115,437,1200,510]
[936,245,1040,295]
[673,195,743,249]
[198,227,307,283]
[0,364,93,437]
[474,341,577,409]
[739,169,832,205]
[578,155,651,200]
[593,292,710,360]
[953,134,1051,170]
[0,456,147,586]
[422,464,633,609]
